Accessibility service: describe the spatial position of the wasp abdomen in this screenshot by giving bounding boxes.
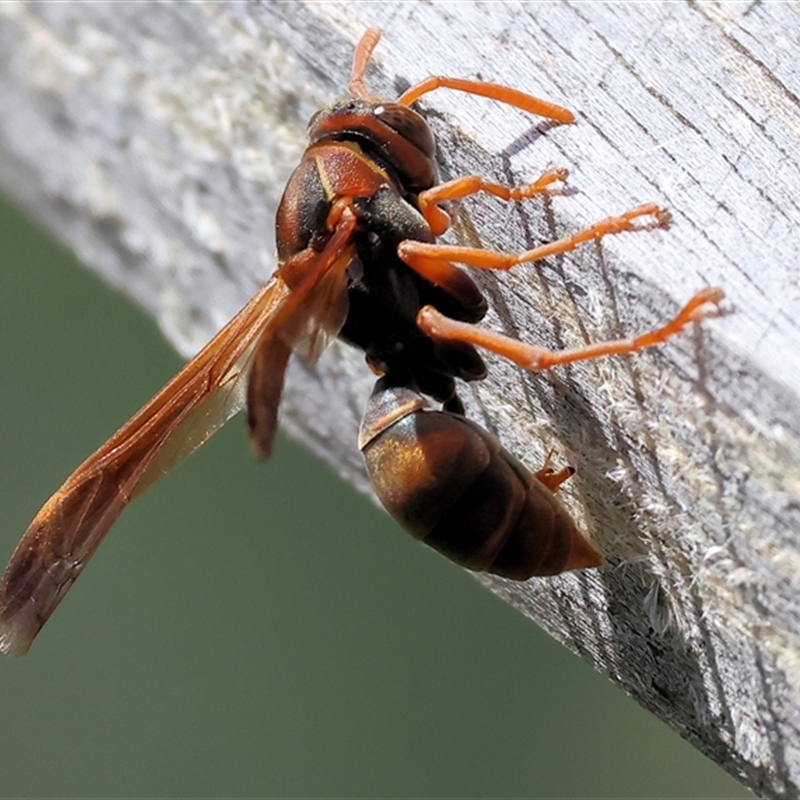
[359,381,603,579]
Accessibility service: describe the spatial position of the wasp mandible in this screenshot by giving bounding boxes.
[0,29,723,656]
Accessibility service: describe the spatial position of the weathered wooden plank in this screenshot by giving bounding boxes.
[0,2,797,796]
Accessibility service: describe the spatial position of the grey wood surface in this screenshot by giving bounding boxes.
[0,2,797,796]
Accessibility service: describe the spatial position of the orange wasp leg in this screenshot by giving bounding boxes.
[418,168,569,236]
[534,448,575,493]
[399,203,672,273]
[416,286,725,372]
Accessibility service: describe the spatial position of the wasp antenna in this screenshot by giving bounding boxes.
[398,76,574,124]
[349,28,381,98]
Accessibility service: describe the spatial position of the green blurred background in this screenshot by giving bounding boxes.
[0,194,750,798]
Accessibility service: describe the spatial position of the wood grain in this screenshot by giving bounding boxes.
[0,2,797,796]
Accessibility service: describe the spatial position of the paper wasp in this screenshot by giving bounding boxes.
[0,29,723,656]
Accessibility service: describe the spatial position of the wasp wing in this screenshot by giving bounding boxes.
[0,214,357,656]
[247,241,353,459]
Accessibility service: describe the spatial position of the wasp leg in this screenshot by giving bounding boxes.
[418,168,568,235]
[394,250,488,315]
[417,287,724,371]
[398,203,672,271]
[534,448,575,493]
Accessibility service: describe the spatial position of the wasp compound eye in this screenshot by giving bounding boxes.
[374,103,435,158]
